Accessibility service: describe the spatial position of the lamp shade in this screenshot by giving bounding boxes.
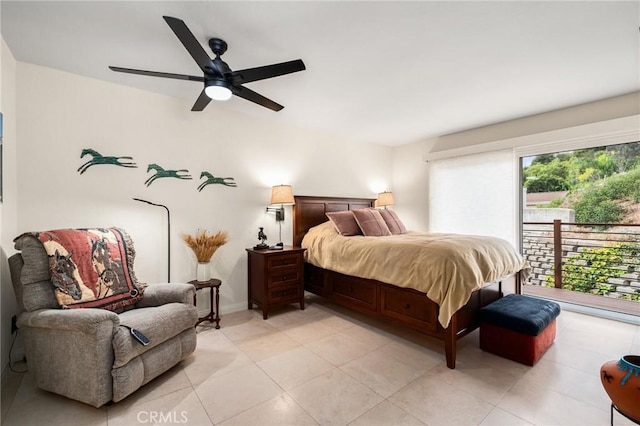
[271,185,295,205]
[376,191,395,208]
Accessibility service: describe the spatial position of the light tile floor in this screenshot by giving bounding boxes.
[2,295,639,426]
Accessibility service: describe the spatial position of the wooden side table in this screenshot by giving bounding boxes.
[188,279,221,328]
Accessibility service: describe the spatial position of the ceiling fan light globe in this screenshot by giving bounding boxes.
[204,79,233,101]
[205,85,232,101]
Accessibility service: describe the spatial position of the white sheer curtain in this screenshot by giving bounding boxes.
[428,149,517,245]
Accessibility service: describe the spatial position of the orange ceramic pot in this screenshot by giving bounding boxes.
[600,355,640,423]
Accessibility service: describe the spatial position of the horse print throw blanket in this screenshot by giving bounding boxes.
[27,228,145,311]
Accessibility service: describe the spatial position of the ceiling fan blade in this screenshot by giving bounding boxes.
[231,85,284,111]
[191,89,212,111]
[163,16,213,73]
[232,59,306,85]
[109,66,204,82]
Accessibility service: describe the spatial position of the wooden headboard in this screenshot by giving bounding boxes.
[293,195,375,247]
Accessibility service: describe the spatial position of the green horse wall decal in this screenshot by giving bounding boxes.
[77,149,137,174]
[145,163,192,186]
[197,172,237,191]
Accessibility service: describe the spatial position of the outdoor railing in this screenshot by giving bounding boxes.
[522,220,640,302]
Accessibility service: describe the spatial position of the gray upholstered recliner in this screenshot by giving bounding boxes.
[8,234,198,407]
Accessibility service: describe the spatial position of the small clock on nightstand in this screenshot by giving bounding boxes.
[246,246,306,319]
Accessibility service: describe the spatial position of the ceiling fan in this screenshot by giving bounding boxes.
[109,16,305,112]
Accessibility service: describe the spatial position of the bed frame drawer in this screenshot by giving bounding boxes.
[332,273,378,313]
[380,285,438,332]
[304,263,331,296]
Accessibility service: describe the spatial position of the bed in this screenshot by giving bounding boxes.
[293,195,528,369]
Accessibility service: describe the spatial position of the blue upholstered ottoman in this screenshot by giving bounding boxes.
[480,294,561,366]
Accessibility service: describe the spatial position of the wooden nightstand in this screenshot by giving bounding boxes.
[246,246,306,319]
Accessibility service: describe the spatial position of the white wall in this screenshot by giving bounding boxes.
[1,37,19,376]
[12,62,393,317]
[391,140,430,232]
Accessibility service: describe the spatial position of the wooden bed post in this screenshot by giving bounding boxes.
[444,314,457,369]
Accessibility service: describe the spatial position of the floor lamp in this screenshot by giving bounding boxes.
[133,198,171,283]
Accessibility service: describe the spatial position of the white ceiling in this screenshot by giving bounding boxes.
[2,1,639,146]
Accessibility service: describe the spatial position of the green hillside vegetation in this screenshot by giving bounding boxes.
[571,167,640,223]
[524,142,640,223]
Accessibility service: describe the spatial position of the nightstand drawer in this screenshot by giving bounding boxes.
[268,284,301,303]
[268,269,301,287]
[267,254,302,270]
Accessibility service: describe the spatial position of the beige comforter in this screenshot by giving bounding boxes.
[302,221,529,328]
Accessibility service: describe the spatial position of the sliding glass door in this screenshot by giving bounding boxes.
[519,141,640,316]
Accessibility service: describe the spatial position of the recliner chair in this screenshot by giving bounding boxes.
[8,232,198,407]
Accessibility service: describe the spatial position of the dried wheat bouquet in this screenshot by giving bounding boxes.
[182,230,229,263]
